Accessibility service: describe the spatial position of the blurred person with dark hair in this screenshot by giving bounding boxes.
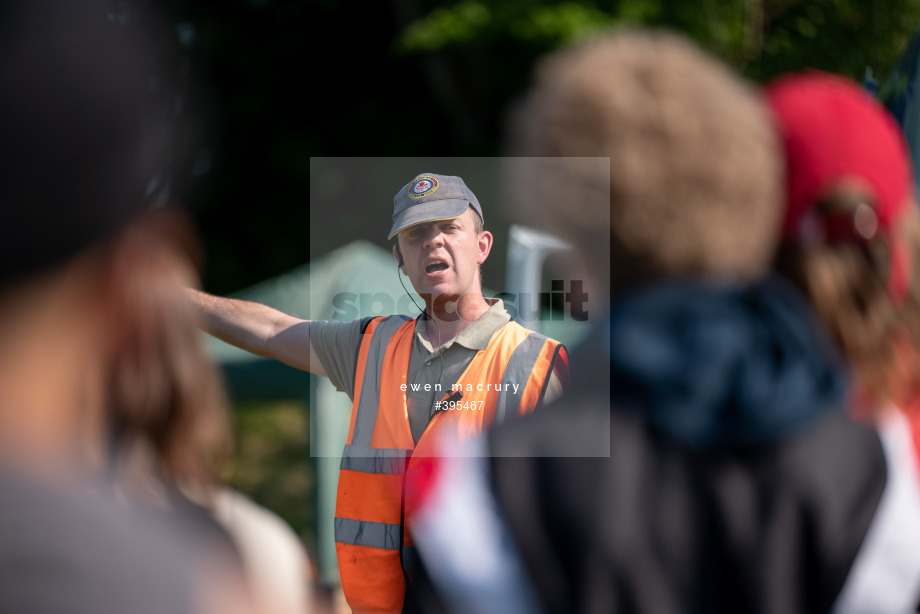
[105,210,314,614]
[408,30,920,613]
[0,1,261,612]
[766,71,920,610]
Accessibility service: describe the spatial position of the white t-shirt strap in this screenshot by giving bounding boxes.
[833,408,920,613]
[410,434,544,614]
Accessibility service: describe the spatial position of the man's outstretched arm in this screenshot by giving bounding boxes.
[186,288,326,377]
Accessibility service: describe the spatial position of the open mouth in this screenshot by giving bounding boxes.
[425,260,449,274]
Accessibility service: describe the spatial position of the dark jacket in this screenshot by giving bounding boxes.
[484,277,903,613]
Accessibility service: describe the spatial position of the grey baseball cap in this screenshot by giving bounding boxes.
[388,173,484,240]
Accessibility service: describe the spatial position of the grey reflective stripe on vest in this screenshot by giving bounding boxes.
[335,317,414,551]
[493,332,549,425]
[351,315,412,447]
[335,517,401,550]
[339,315,412,474]
[340,445,408,475]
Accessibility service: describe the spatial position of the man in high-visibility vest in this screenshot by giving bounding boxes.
[188,172,568,613]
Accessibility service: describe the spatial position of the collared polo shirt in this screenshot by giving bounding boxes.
[310,298,563,443]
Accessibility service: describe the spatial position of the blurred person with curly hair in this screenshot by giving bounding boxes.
[408,30,920,614]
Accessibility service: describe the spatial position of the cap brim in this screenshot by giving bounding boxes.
[387,199,470,240]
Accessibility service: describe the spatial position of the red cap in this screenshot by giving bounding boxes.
[764,71,914,300]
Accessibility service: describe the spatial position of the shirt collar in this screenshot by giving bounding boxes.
[414,298,511,352]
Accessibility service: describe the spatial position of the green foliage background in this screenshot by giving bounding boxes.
[161,0,920,294]
[224,401,313,544]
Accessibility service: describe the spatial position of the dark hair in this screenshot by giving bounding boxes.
[774,187,920,408]
[0,0,190,286]
[105,207,231,496]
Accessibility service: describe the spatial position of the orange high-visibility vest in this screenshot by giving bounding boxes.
[334,315,567,613]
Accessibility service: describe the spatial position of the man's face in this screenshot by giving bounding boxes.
[395,208,492,306]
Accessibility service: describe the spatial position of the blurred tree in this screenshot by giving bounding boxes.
[156,0,920,294]
[393,0,920,82]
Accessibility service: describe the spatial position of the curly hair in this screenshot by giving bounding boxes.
[506,29,782,290]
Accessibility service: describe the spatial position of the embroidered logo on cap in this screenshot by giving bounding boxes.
[408,176,439,199]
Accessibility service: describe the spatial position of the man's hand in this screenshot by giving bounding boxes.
[186,288,326,377]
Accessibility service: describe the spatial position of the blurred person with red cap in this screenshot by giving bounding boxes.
[406,29,920,614]
[767,70,920,610]
[0,1,262,612]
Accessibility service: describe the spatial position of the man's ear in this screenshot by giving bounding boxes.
[393,243,404,268]
[477,230,493,265]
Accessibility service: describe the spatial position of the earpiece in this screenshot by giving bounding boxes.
[392,239,443,396]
